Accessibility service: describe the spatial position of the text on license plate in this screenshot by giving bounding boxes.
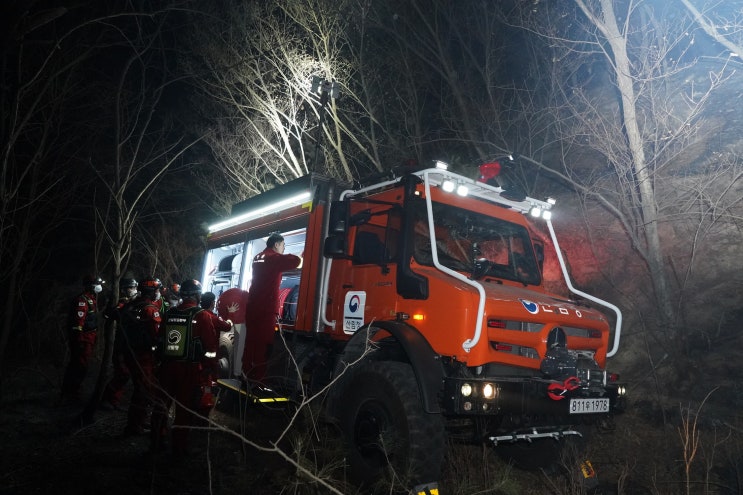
[569,398,609,414]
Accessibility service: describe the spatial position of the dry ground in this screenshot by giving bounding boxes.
[0,363,305,495]
[2,360,741,494]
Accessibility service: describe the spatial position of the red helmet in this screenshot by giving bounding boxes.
[140,277,162,296]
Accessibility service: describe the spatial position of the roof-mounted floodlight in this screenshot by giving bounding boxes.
[547,197,556,205]
[435,160,449,170]
[208,191,312,233]
[442,179,455,192]
[456,184,469,197]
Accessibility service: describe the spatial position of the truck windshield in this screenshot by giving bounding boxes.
[412,200,541,285]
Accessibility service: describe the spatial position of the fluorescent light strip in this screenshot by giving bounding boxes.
[208,191,311,233]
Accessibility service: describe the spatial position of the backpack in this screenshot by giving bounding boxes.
[119,300,159,350]
[161,306,203,361]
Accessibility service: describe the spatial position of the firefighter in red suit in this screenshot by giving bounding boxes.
[241,232,301,387]
[118,277,162,435]
[150,279,218,457]
[61,274,103,401]
[201,291,233,334]
[150,276,169,315]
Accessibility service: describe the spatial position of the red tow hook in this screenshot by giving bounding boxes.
[547,376,581,401]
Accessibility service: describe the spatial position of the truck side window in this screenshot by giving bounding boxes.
[353,228,387,264]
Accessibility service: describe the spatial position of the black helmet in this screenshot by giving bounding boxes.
[120,278,138,289]
[179,279,202,298]
[82,274,103,286]
[140,277,162,295]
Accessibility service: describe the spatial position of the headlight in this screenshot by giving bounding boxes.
[482,382,496,399]
[461,383,473,397]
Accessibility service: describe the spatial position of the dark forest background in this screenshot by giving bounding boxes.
[2,0,743,492]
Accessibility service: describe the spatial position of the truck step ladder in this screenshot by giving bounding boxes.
[216,378,290,404]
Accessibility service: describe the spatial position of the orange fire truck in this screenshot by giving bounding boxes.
[202,162,625,487]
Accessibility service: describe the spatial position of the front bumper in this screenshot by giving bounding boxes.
[441,375,626,418]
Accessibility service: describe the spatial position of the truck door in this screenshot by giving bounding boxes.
[327,203,401,335]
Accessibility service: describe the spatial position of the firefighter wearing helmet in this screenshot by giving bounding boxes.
[150,279,219,457]
[111,276,162,435]
[101,277,138,410]
[61,274,104,402]
[164,282,181,310]
[146,276,169,315]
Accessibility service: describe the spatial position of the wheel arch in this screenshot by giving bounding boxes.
[330,320,444,415]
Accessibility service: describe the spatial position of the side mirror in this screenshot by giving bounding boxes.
[324,234,347,257]
[324,201,349,258]
[328,200,348,234]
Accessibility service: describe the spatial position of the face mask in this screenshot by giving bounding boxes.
[93,284,102,294]
[126,288,138,298]
[155,292,161,301]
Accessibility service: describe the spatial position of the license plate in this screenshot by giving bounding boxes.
[569,397,609,414]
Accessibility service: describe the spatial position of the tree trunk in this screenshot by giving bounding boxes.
[595,0,675,331]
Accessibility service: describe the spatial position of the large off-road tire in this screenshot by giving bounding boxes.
[218,330,234,378]
[340,361,445,489]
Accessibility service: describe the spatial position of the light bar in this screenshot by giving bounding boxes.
[208,191,312,233]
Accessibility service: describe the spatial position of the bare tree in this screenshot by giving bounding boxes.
[184,0,413,207]
[495,1,743,357]
[80,10,202,422]
[0,5,99,374]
